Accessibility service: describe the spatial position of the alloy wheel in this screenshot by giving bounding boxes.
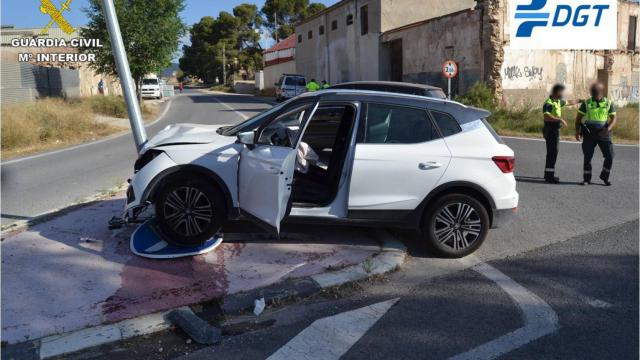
[433,202,482,251]
[163,186,214,237]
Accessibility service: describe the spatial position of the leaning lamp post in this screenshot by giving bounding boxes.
[100,0,147,151]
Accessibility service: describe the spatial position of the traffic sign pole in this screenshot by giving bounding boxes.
[442,60,458,101]
[100,0,147,152]
[448,78,452,100]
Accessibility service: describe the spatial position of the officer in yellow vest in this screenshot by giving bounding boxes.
[306,79,321,92]
[542,84,580,183]
[321,80,330,89]
[575,83,617,186]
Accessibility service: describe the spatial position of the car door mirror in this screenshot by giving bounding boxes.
[237,131,256,147]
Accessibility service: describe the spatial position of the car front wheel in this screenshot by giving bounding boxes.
[155,177,226,247]
[422,194,489,258]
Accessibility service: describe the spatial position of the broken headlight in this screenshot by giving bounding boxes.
[134,149,164,172]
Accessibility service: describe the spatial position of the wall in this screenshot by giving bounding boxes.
[380,0,475,32]
[296,0,381,84]
[381,9,483,94]
[263,60,297,89]
[0,62,80,105]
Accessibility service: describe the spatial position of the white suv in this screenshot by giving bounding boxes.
[123,90,518,257]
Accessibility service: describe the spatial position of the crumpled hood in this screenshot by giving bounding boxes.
[141,123,234,152]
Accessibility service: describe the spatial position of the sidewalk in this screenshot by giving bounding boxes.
[1,194,381,345]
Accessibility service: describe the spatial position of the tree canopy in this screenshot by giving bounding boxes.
[81,0,186,96]
[180,1,326,83]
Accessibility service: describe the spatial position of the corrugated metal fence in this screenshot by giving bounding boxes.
[1,63,80,105]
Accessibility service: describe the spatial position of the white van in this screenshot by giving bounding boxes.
[275,74,306,101]
[141,76,162,99]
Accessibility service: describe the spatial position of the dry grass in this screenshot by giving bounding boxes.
[1,96,151,159]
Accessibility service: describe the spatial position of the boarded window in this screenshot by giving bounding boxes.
[361,5,368,35]
[319,25,325,35]
[331,20,338,30]
[298,34,302,43]
[629,16,637,51]
[308,30,313,39]
[346,14,354,26]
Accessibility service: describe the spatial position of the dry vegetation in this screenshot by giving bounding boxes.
[457,83,639,143]
[1,96,155,159]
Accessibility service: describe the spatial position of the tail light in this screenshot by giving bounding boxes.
[492,156,515,173]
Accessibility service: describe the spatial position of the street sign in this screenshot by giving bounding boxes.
[442,60,458,100]
[442,60,458,79]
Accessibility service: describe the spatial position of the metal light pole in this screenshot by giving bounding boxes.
[100,0,147,151]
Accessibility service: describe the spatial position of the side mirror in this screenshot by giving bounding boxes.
[237,131,256,147]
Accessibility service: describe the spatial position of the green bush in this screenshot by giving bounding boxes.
[455,82,498,111]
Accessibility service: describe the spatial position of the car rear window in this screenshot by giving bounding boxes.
[430,111,461,137]
[364,103,439,144]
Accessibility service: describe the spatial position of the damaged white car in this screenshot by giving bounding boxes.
[122,90,518,258]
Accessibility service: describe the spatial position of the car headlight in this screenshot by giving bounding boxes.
[134,149,164,172]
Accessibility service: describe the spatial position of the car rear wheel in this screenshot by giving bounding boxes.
[155,177,226,247]
[422,193,489,258]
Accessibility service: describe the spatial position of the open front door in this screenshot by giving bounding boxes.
[238,101,319,233]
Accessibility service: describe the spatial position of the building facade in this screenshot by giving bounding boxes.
[380,0,639,105]
[294,0,476,84]
[262,35,297,90]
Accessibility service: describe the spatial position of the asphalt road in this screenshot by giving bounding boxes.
[3,92,638,359]
[0,90,271,226]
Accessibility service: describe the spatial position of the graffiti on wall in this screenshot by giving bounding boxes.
[503,65,544,81]
[610,84,639,104]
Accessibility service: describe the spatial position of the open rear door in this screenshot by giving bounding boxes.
[238,101,319,234]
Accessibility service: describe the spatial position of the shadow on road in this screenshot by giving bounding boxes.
[516,175,589,186]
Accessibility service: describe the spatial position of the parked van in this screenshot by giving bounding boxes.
[141,76,162,99]
[275,74,306,101]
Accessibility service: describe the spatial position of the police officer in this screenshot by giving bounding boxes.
[321,80,330,89]
[575,83,617,186]
[306,78,320,92]
[542,84,579,183]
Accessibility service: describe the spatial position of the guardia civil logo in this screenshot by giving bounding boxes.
[40,0,75,35]
[509,0,617,49]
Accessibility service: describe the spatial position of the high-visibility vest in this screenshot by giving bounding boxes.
[584,98,612,125]
[543,97,563,118]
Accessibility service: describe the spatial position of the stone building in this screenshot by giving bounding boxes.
[294,0,476,84]
[296,0,639,106]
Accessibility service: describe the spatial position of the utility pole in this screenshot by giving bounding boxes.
[274,10,278,43]
[100,0,147,151]
[222,43,227,85]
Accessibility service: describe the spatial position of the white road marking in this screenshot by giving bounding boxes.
[501,135,638,147]
[540,278,612,309]
[267,298,399,360]
[212,96,249,120]
[450,256,559,360]
[2,98,175,165]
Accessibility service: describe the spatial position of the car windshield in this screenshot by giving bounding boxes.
[218,100,291,136]
[142,79,158,85]
[285,77,305,86]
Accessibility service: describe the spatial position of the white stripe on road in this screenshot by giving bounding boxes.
[502,135,638,147]
[267,298,399,360]
[450,256,559,360]
[539,278,612,309]
[212,96,249,120]
[2,97,175,166]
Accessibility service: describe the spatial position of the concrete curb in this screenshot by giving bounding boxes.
[4,236,406,359]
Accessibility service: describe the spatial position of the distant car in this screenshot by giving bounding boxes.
[329,81,447,99]
[275,74,306,101]
[122,89,518,258]
[141,77,163,99]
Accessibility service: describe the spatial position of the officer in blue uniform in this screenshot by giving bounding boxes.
[575,83,617,186]
[542,84,579,183]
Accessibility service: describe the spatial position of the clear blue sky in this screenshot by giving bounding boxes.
[1,0,336,30]
[1,0,336,61]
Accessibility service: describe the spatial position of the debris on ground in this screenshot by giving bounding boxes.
[166,308,222,345]
[253,298,265,316]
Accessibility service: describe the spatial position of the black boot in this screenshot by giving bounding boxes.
[544,176,560,184]
[599,173,611,186]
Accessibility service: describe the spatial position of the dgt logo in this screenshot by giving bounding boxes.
[510,0,616,49]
